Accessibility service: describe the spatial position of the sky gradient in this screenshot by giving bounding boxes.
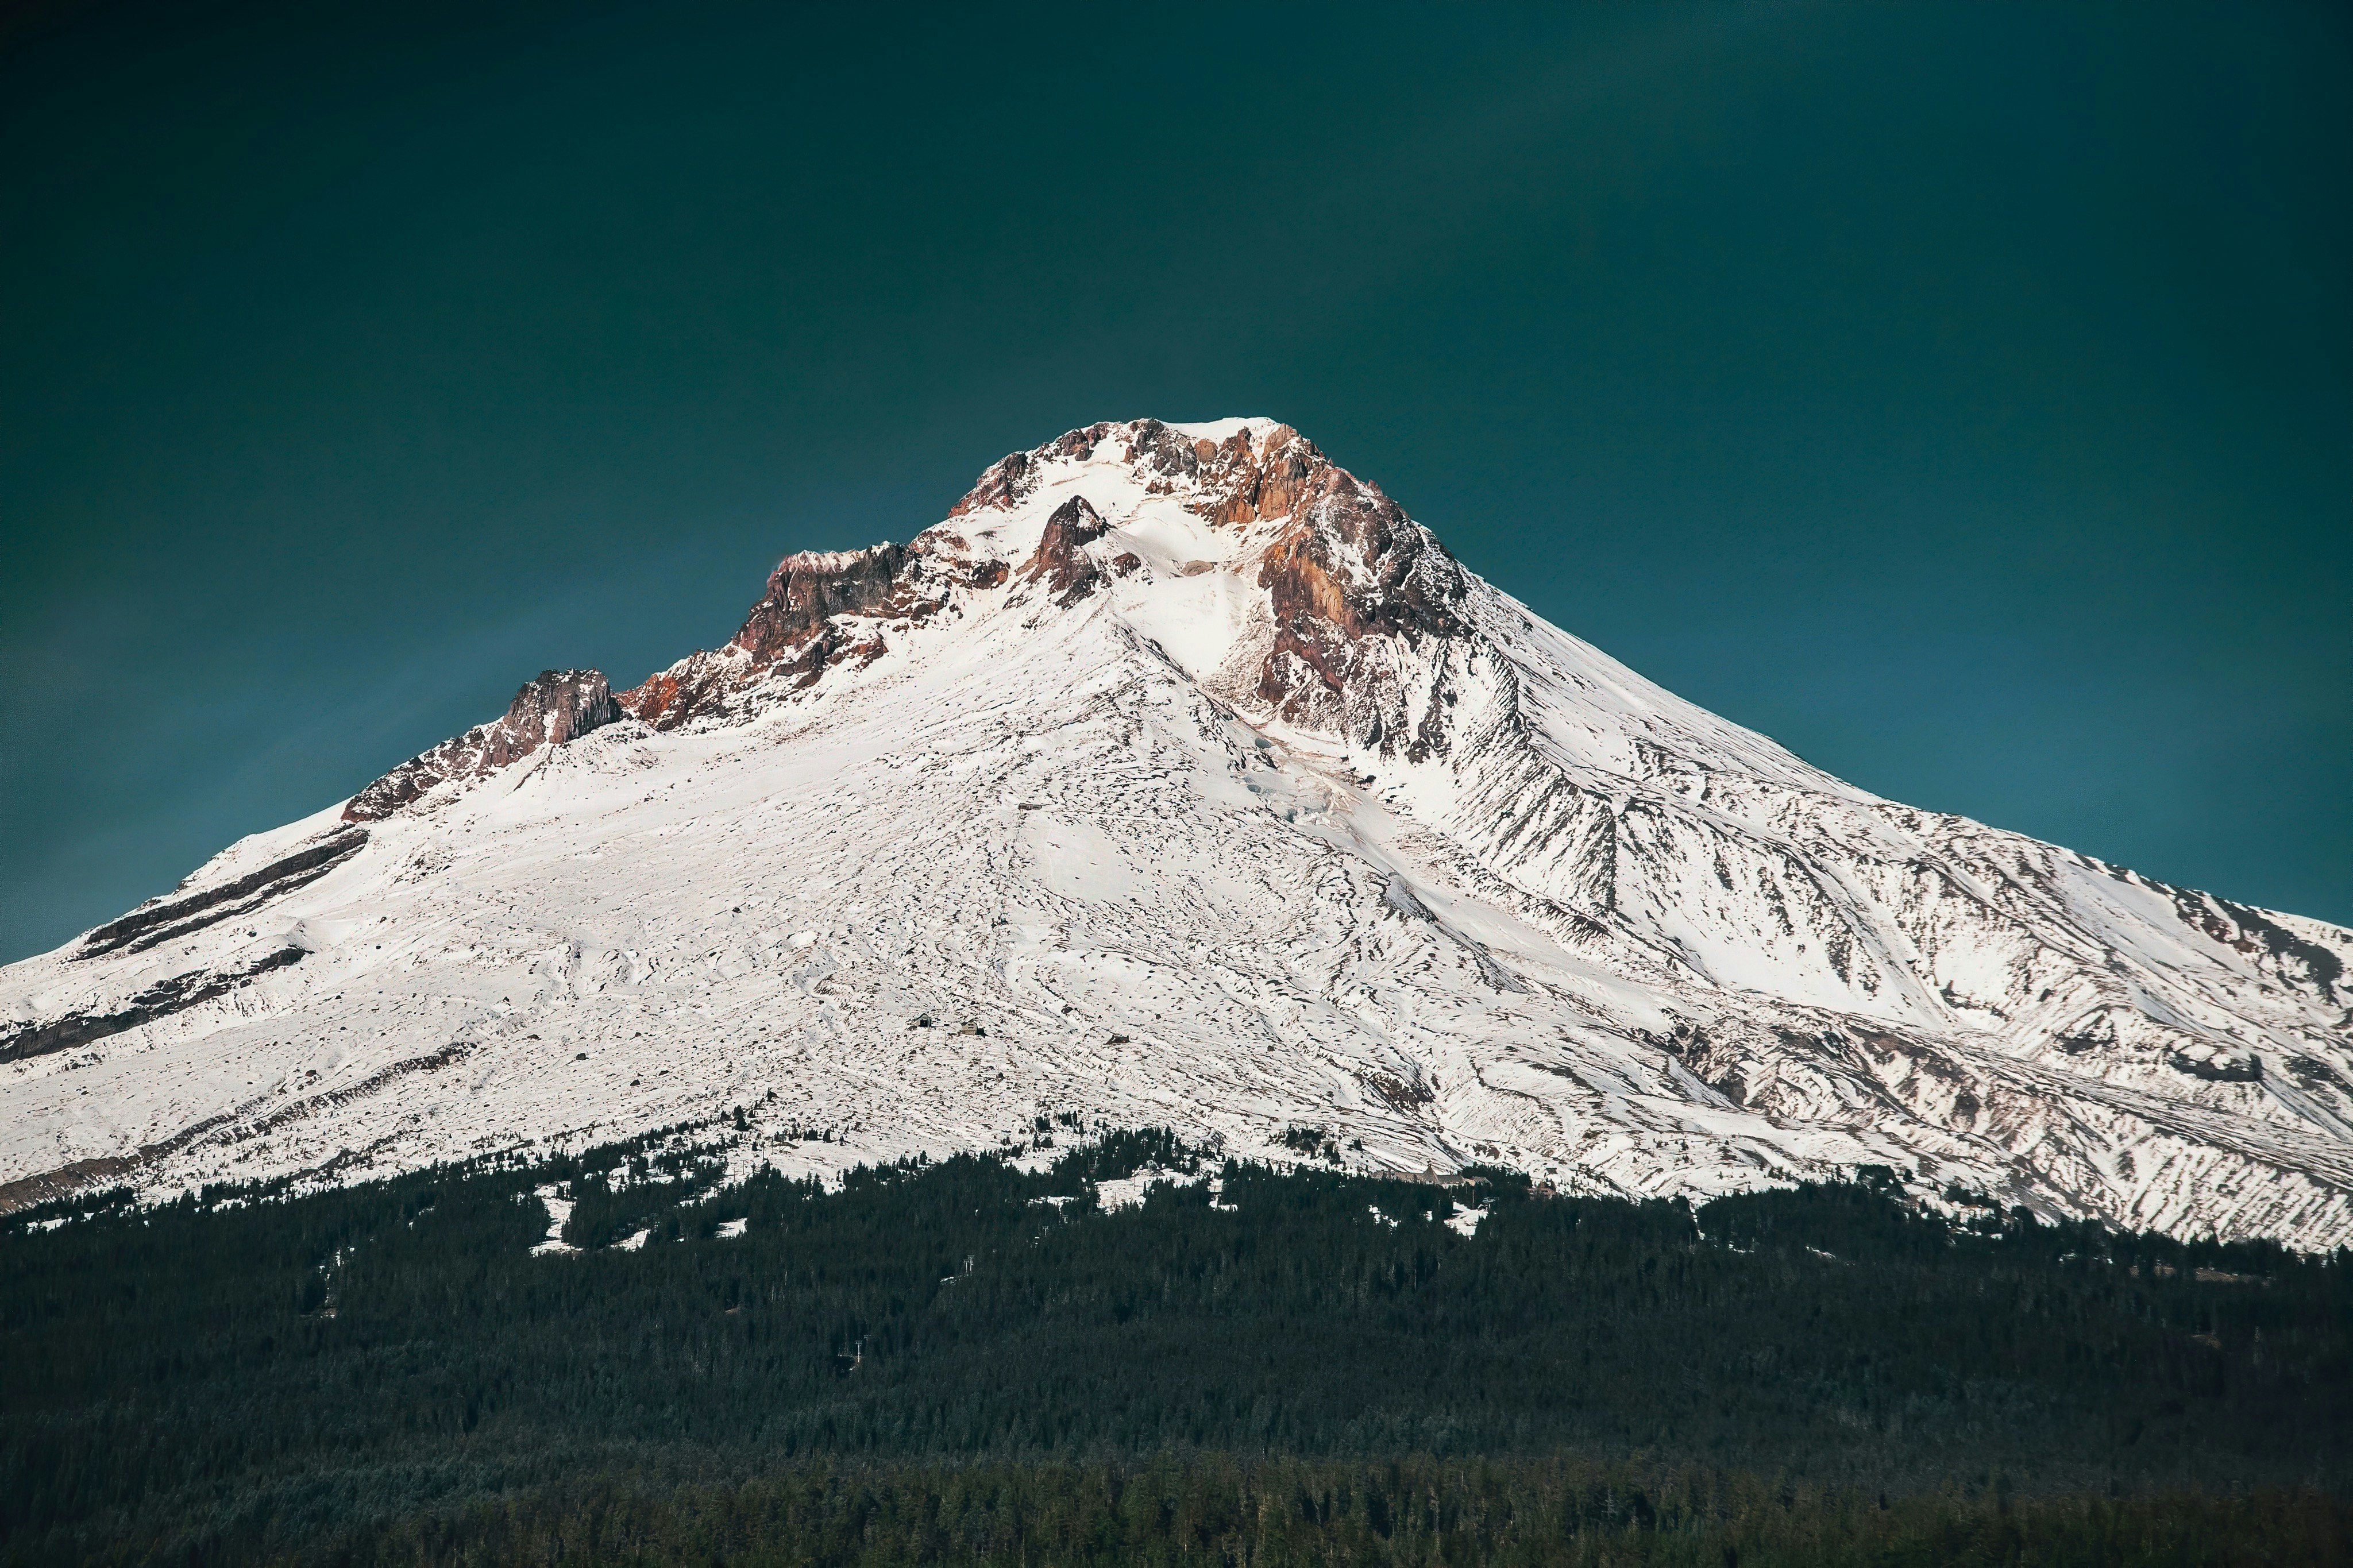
[3,1,2347,963]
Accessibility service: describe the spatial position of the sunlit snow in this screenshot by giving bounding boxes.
[3,418,2349,1249]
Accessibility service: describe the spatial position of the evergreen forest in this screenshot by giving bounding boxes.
[2,1125,2345,1566]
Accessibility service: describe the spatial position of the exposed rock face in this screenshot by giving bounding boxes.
[1023,495,1108,603]
[2166,888,2344,1001]
[622,543,926,730]
[1252,462,1473,745]
[1040,418,1471,750]
[345,670,619,821]
[3,947,307,1063]
[950,449,1042,516]
[733,546,909,663]
[499,669,622,752]
[1188,422,1321,525]
[80,828,367,957]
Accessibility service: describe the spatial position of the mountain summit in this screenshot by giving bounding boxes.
[6,419,2350,1243]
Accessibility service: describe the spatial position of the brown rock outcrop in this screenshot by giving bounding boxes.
[1022,495,1108,603]
[732,545,908,664]
[621,543,938,729]
[1244,447,1472,749]
[1193,423,1320,526]
[949,449,1042,516]
[345,670,620,821]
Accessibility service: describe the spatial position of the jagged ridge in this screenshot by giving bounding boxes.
[345,671,620,821]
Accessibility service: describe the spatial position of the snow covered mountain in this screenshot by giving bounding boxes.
[7,419,2350,1245]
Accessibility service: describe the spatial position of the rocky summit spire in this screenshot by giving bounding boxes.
[1022,495,1108,603]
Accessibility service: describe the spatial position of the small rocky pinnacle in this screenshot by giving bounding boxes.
[344,669,620,822]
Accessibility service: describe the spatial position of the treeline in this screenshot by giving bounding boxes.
[300,1456,2352,1567]
[1,1129,2345,1565]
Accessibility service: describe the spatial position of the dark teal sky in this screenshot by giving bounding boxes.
[4,1,2347,961]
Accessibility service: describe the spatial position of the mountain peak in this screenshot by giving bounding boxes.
[949,418,1321,530]
[597,416,1463,743]
[9,420,2352,1248]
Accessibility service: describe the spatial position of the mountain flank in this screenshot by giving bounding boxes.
[4,418,2348,1246]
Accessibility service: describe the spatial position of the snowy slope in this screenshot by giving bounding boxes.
[6,419,2350,1245]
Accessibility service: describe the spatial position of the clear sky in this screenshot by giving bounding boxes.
[3,1,2346,962]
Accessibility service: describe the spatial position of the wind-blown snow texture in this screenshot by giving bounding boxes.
[7,420,2351,1244]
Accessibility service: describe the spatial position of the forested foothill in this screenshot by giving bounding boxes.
[2,1126,2344,1565]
